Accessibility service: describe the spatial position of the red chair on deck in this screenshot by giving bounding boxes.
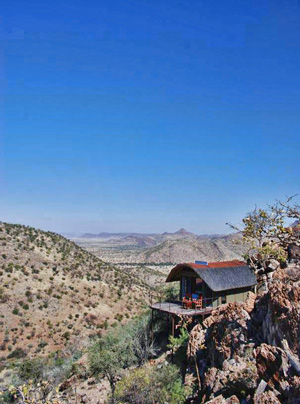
[193,295,203,309]
[182,293,193,309]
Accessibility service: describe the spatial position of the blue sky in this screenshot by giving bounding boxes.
[0,0,299,234]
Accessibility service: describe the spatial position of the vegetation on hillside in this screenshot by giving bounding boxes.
[0,221,152,357]
[88,311,191,403]
[1,310,190,404]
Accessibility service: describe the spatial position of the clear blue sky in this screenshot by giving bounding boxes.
[0,0,299,234]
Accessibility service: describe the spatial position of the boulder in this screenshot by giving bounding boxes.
[187,323,205,358]
[265,259,280,272]
[288,244,300,262]
[203,302,252,367]
[202,358,258,401]
[206,395,240,404]
[253,390,281,404]
[254,344,289,393]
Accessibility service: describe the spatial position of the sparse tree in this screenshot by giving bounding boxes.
[89,334,124,399]
[88,314,157,399]
[227,195,300,270]
[114,364,190,404]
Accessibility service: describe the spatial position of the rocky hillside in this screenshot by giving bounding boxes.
[0,222,151,358]
[187,263,300,403]
[136,233,247,263]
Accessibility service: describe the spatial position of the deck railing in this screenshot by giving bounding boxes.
[149,293,214,315]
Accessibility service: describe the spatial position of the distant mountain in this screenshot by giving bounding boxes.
[174,228,194,236]
[79,228,205,241]
[135,233,247,264]
[122,235,158,247]
[162,228,197,238]
[70,228,247,265]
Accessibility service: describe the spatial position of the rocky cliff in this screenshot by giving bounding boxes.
[187,264,300,403]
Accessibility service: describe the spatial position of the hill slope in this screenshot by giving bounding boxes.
[136,233,247,263]
[0,222,150,357]
[72,231,247,265]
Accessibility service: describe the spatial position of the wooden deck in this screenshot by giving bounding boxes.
[150,301,213,317]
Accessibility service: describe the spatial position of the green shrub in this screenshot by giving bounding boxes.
[115,364,190,404]
[7,347,27,359]
[38,340,48,348]
[18,358,45,382]
[89,313,159,397]
[115,314,124,322]
[62,331,70,340]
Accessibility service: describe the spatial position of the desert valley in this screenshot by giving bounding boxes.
[0,200,300,404]
[70,229,247,287]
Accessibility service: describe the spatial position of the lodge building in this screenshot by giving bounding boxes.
[150,260,257,318]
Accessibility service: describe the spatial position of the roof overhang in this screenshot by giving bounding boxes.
[166,263,197,282]
[166,261,257,292]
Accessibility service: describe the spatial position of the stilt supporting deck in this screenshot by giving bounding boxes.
[167,312,170,335]
[151,309,154,344]
[172,315,175,337]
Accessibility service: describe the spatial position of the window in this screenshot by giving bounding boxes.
[195,278,203,295]
[181,276,186,298]
[181,276,194,298]
[221,294,226,304]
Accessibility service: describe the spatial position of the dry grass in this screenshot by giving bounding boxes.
[0,222,151,358]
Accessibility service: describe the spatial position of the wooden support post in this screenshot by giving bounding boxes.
[195,357,201,390]
[171,314,175,364]
[151,309,154,344]
[167,312,170,336]
[172,315,175,337]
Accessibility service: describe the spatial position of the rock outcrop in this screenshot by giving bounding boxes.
[187,265,300,403]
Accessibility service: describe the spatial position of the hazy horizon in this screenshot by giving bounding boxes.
[0,216,232,236]
[0,213,298,237]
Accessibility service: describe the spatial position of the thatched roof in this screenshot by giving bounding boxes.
[166,260,256,292]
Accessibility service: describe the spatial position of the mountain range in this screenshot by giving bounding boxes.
[71,228,247,264]
[76,228,228,245]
